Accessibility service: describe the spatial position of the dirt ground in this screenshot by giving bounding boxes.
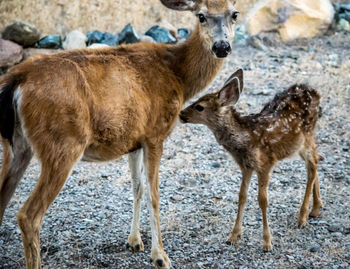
[0,31,349,268]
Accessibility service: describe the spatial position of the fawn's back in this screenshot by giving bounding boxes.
[240,84,321,160]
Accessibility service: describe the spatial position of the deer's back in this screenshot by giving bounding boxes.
[3,45,184,161]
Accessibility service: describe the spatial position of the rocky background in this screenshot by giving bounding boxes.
[0,0,259,36]
[0,0,350,268]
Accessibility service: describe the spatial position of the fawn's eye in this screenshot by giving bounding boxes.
[232,11,239,21]
[198,14,206,23]
[195,104,204,111]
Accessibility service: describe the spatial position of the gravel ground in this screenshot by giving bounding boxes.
[1,31,350,269]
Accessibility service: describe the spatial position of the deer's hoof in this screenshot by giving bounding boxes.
[127,234,144,252]
[151,248,171,269]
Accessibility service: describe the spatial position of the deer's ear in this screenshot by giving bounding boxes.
[160,0,198,11]
[218,69,243,106]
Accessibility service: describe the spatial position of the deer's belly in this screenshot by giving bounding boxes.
[82,139,141,162]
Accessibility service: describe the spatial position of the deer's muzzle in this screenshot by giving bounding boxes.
[212,41,231,58]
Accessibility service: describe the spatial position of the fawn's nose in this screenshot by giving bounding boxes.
[212,41,231,58]
[179,113,188,123]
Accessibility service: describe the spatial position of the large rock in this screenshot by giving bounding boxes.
[88,43,110,49]
[140,35,156,43]
[145,26,176,44]
[87,31,118,46]
[0,39,23,67]
[245,0,334,41]
[118,24,140,44]
[87,30,104,45]
[101,32,118,46]
[2,21,40,47]
[37,35,62,49]
[337,18,350,32]
[62,30,87,50]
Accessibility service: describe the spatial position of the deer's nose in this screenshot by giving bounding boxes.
[212,41,231,58]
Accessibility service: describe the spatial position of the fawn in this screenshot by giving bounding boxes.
[179,69,323,250]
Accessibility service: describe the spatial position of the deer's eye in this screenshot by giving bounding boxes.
[198,14,206,23]
[232,11,239,21]
[195,104,204,111]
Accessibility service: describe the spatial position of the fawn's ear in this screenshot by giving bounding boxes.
[218,69,243,106]
[160,0,198,11]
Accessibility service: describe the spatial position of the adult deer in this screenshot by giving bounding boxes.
[0,0,239,268]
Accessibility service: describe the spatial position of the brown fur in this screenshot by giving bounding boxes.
[0,1,239,268]
[180,70,323,251]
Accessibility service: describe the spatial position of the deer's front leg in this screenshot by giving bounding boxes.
[227,168,253,244]
[127,149,145,252]
[143,142,170,269]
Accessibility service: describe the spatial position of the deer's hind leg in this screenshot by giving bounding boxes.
[298,138,322,225]
[17,142,85,269]
[0,129,33,226]
[127,148,145,252]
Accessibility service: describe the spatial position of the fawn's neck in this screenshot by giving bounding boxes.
[171,24,224,101]
[208,108,250,152]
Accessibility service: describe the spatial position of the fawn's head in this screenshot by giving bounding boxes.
[161,0,239,58]
[180,68,243,124]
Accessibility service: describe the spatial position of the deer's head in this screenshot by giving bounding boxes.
[161,0,239,58]
[180,68,243,124]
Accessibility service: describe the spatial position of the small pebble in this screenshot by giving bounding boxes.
[309,244,321,252]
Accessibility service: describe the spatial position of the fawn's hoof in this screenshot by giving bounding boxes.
[309,207,322,218]
[226,231,242,245]
[262,242,272,252]
[297,217,308,227]
[151,248,171,269]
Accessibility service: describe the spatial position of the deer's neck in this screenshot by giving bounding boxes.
[172,24,224,101]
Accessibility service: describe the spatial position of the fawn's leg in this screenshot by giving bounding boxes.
[127,148,145,251]
[227,168,253,244]
[143,142,170,269]
[310,173,322,217]
[17,143,84,269]
[310,145,322,217]
[299,144,321,225]
[0,133,33,226]
[257,165,273,251]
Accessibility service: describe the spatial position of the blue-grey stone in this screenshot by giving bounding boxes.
[339,11,350,22]
[37,35,61,49]
[310,244,321,252]
[327,223,342,232]
[87,30,104,45]
[145,25,176,44]
[118,24,140,44]
[334,3,350,14]
[178,28,189,39]
[101,32,118,46]
[211,162,221,168]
